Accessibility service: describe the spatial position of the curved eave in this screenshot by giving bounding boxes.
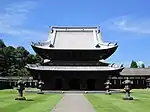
[26,65,124,72]
[31,45,118,60]
[42,60,110,66]
[31,43,118,50]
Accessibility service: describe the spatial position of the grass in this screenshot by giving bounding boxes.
[85,89,150,112]
[0,89,63,112]
[1,89,150,112]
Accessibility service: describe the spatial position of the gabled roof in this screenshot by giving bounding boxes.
[32,26,117,50]
[45,26,116,49]
[51,26,100,49]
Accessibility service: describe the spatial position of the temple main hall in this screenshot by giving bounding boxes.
[26,26,125,90]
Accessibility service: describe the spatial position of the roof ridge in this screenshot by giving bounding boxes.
[51,26,100,29]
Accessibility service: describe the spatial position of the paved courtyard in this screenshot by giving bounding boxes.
[52,93,96,112]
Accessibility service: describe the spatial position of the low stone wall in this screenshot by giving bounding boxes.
[0,76,38,90]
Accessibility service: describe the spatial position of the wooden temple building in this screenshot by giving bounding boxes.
[26,26,149,90]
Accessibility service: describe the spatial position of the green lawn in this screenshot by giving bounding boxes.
[0,89,63,112]
[85,89,150,112]
[1,89,150,112]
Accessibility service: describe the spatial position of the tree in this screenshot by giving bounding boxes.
[141,64,145,68]
[0,39,41,76]
[130,60,138,68]
[0,39,7,72]
[26,54,42,64]
[15,46,29,68]
[17,68,30,76]
[0,39,6,48]
[26,54,37,64]
[35,54,42,63]
[0,46,16,76]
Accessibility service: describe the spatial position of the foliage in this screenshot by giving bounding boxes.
[26,54,42,64]
[0,39,42,76]
[141,64,145,68]
[0,39,6,48]
[130,60,138,68]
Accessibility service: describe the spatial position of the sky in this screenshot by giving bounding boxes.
[0,0,150,67]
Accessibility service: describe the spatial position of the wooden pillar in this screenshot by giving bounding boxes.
[143,80,145,84]
[120,79,122,85]
[114,80,116,85]
[35,82,37,87]
[137,80,139,85]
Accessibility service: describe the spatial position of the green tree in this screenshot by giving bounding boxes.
[35,54,42,63]
[0,48,5,76]
[1,46,16,76]
[141,64,145,68]
[26,54,37,64]
[0,39,6,48]
[0,39,40,76]
[130,60,138,68]
[26,54,42,64]
[15,46,29,68]
[17,68,30,76]
[0,39,7,68]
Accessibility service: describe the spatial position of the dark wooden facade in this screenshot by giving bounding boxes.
[31,70,118,90]
[29,68,150,90]
[1,68,150,90]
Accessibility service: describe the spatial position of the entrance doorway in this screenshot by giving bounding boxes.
[55,78,62,90]
[86,79,95,90]
[69,79,80,90]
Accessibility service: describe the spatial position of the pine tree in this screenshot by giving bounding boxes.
[130,60,138,68]
[141,64,145,68]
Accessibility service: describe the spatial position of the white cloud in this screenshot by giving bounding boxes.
[106,16,150,35]
[0,1,47,40]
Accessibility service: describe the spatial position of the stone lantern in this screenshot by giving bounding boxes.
[37,80,44,94]
[122,77,133,100]
[104,80,112,95]
[15,77,26,100]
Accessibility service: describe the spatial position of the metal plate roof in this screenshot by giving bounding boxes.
[26,65,123,71]
[121,68,150,76]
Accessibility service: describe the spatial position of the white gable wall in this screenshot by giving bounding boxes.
[54,31,95,48]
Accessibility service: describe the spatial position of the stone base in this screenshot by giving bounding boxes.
[105,92,111,95]
[85,91,88,94]
[37,92,44,94]
[123,97,133,100]
[15,97,26,100]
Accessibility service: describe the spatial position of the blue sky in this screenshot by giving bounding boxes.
[0,0,150,67]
